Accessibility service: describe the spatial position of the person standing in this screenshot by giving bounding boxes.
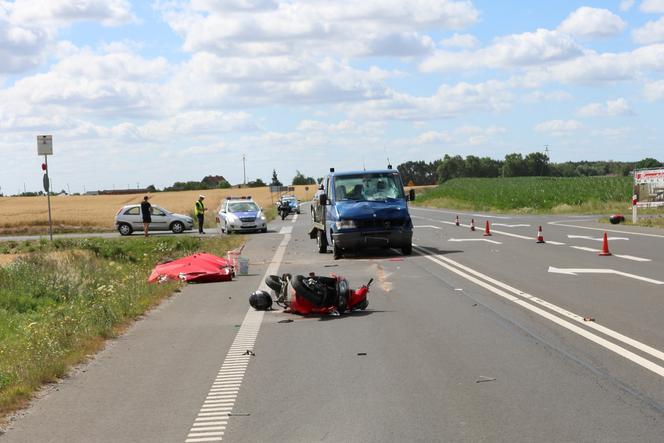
[194,195,207,234]
[140,195,152,237]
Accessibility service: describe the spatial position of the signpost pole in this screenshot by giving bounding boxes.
[45,155,53,240]
[632,195,638,224]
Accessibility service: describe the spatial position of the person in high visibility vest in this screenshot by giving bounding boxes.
[194,195,207,234]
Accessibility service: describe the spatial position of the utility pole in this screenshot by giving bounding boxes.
[544,144,550,159]
[242,154,247,186]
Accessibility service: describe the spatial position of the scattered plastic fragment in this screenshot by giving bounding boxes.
[357,352,367,356]
[243,350,255,356]
[476,376,496,383]
[388,258,404,262]
[228,413,250,417]
[472,303,478,307]
[583,316,595,322]
[324,264,339,267]
[278,319,294,323]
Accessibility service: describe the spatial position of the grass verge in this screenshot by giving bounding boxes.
[0,235,244,419]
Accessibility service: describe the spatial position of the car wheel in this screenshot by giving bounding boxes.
[171,221,185,234]
[261,227,268,233]
[332,237,342,260]
[317,229,327,253]
[118,223,133,236]
[402,242,412,256]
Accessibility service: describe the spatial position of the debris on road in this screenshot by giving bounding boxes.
[583,316,596,322]
[277,319,294,323]
[476,376,496,383]
[243,350,255,356]
[357,352,367,356]
[228,413,251,417]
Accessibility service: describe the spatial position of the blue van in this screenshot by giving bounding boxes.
[309,167,415,259]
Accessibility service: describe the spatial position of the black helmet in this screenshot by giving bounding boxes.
[249,290,273,310]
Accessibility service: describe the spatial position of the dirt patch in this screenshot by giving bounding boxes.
[0,254,23,266]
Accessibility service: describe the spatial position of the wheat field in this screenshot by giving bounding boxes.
[0,186,319,232]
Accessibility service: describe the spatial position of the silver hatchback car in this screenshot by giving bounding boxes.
[115,204,194,235]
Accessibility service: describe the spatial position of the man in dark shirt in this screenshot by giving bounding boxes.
[140,195,152,237]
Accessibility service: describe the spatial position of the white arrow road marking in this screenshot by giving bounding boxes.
[414,225,442,229]
[567,235,629,241]
[548,266,664,284]
[413,245,664,378]
[569,246,652,262]
[492,223,531,227]
[448,238,503,244]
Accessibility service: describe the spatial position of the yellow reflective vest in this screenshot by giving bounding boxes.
[194,200,205,215]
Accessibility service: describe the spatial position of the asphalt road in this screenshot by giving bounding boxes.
[2,204,663,442]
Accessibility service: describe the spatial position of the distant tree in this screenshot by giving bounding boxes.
[524,152,550,176]
[635,158,662,169]
[479,157,502,177]
[397,160,438,185]
[270,169,282,186]
[502,153,527,177]
[146,184,158,192]
[437,155,466,182]
[247,178,267,188]
[292,170,316,185]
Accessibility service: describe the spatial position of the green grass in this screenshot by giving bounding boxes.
[416,176,634,213]
[0,235,244,416]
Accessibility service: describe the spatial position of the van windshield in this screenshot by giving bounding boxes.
[334,173,405,201]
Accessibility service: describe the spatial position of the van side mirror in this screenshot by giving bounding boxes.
[408,189,416,201]
[319,193,328,206]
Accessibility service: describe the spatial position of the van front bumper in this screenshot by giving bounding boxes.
[332,229,412,250]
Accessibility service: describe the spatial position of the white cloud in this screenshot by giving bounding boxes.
[6,0,135,27]
[620,0,635,11]
[347,80,513,121]
[576,98,634,117]
[522,90,573,103]
[534,119,583,136]
[633,16,664,44]
[159,0,479,58]
[643,80,664,100]
[420,29,583,72]
[640,0,664,13]
[440,33,479,48]
[558,7,626,38]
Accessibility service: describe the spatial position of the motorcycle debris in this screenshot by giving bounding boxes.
[243,350,256,356]
[583,316,595,322]
[324,264,339,267]
[277,319,294,323]
[357,352,367,356]
[476,376,496,383]
[228,413,251,417]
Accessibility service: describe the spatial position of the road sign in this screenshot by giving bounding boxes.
[37,135,53,155]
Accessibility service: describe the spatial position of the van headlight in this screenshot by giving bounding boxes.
[335,220,356,229]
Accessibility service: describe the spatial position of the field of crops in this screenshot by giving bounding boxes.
[416,176,634,212]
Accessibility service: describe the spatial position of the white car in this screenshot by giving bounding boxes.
[216,197,268,234]
[115,204,194,236]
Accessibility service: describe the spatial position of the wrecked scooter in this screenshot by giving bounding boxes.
[261,273,371,315]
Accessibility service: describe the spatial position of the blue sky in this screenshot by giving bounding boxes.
[1,0,663,194]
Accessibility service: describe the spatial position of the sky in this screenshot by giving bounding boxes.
[1,0,663,194]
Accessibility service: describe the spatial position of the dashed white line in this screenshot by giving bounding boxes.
[184,231,292,442]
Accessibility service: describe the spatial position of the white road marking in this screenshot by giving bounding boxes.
[448,238,503,244]
[292,213,298,223]
[548,267,664,284]
[550,220,664,238]
[546,241,566,245]
[414,225,442,229]
[278,226,293,234]
[569,246,651,262]
[412,207,512,219]
[492,223,531,228]
[567,235,629,241]
[413,245,664,377]
[185,232,292,442]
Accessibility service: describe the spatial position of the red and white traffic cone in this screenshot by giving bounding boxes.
[536,226,545,243]
[470,218,475,231]
[598,232,612,256]
[455,215,460,226]
[483,220,492,236]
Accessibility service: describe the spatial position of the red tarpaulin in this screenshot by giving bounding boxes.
[148,253,234,283]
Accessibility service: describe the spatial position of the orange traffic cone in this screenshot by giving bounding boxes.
[598,232,612,256]
[536,226,545,243]
[483,220,492,236]
[455,215,460,226]
[470,218,476,231]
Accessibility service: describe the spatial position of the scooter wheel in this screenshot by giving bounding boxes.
[265,275,283,292]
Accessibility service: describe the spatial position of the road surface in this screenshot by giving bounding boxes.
[2,205,663,442]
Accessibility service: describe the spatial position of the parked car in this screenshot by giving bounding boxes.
[115,205,194,235]
[217,197,268,234]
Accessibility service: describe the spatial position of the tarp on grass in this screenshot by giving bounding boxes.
[148,253,233,283]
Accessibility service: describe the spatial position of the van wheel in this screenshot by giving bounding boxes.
[402,243,412,256]
[317,230,327,253]
[332,238,342,260]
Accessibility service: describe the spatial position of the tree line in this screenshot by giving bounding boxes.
[397,155,663,185]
